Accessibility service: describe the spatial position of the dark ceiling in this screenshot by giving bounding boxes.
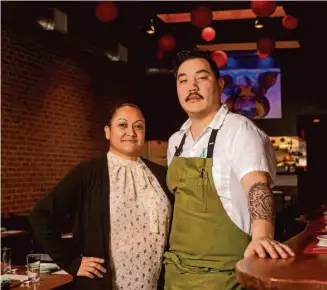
[64,1,327,69]
[2,1,327,106]
[3,1,327,69]
[2,1,327,139]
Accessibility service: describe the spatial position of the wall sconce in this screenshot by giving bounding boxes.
[37,8,67,33]
[104,43,128,63]
[37,17,55,31]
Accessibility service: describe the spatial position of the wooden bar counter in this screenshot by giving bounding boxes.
[236,211,327,290]
[236,254,327,290]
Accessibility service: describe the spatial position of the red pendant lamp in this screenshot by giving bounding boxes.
[95,2,118,22]
[211,50,228,68]
[282,15,298,30]
[201,27,216,42]
[257,38,274,55]
[191,6,213,28]
[257,50,269,59]
[251,0,276,18]
[158,34,176,52]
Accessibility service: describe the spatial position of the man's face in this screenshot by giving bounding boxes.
[176,57,224,118]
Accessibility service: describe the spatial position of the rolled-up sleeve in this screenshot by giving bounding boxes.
[228,121,276,187]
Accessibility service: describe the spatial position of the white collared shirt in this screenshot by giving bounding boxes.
[167,105,276,235]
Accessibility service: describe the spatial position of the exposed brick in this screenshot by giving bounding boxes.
[1,28,137,214]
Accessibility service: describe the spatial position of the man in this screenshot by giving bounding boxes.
[164,50,294,290]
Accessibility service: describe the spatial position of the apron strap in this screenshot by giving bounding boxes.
[174,133,187,157]
[206,129,219,158]
[174,129,220,158]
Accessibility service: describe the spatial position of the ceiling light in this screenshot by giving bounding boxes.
[146,18,155,35]
[255,19,264,29]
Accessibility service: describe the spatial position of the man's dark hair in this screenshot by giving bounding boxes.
[173,50,221,79]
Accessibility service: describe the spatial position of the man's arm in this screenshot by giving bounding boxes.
[241,171,294,259]
[228,121,294,259]
[242,172,274,239]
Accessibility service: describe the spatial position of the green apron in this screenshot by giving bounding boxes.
[164,128,251,290]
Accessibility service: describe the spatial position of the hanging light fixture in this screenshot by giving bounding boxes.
[146,18,155,35]
[254,19,264,29]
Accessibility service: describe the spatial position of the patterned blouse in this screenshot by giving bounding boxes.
[107,151,171,290]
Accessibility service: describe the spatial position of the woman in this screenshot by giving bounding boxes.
[29,103,171,290]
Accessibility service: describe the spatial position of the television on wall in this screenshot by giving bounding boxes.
[220,52,282,120]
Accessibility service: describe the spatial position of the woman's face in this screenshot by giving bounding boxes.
[104,106,145,161]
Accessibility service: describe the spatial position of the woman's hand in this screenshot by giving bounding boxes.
[244,237,295,259]
[77,257,107,279]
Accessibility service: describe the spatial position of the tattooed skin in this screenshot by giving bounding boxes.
[248,182,274,223]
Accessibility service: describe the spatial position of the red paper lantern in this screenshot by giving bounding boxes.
[156,50,164,60]
[201,27,216,42]
[282,15,298,30]
[211,50,228,68]
[158,34,176,52]
[251,0,276,18]
[257,50,269,59]
[96,2,118,22]
[257,38,274,54]
[191,6,213,28]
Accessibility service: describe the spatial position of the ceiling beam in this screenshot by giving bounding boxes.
[196,41,300,51]
[157,6,286,23]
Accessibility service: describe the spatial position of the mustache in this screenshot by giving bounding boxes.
[185,92,204,102]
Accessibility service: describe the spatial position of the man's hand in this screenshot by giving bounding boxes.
[244,237,295,259]
[77,257,107,279]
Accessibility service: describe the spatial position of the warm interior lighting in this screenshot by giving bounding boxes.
[196,41,300,51]
[37,18,55,31]
[255,19,264,29]
[146,19,155,35]
[104,51,120,61]
[157,6,286,23]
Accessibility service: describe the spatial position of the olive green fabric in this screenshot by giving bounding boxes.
[164,157,251,290]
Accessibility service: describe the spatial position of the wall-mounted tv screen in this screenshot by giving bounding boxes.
[220,52,282,119]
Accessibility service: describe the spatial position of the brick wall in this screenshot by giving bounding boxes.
[1,28,137,214]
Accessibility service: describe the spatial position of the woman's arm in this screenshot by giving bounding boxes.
[29,163,84,276]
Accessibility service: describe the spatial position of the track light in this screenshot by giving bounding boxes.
[146,18,155,35]
[255,19,264,29]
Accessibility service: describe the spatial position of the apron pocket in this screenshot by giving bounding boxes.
[187,176,208,213]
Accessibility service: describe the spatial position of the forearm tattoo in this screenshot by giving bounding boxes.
[248,182,274,223]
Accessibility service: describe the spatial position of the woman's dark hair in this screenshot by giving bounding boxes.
[107,103,144,126]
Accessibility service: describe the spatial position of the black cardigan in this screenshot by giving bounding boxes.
[29,154,171,290]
